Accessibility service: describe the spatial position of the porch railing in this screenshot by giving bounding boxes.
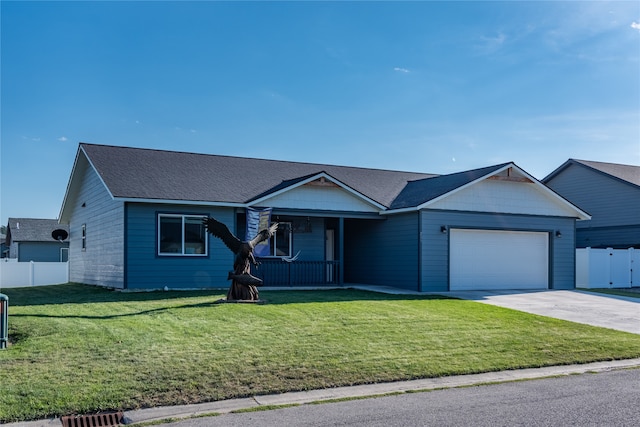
[254,260,341,286]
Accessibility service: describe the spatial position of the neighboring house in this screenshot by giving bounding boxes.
[1,233,7,258]
[5,218,69,262]
[58,143,589,292]
[543,159,640,249]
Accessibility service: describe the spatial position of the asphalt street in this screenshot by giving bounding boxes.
[159,368,640,427]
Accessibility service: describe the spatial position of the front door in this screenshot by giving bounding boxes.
[326,229,335,283]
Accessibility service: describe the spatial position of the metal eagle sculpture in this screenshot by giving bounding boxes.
[203,216,278,301]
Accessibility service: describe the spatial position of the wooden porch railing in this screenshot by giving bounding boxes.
[254,260,341,286]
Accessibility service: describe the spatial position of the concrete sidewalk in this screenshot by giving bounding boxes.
[8,358,640,427]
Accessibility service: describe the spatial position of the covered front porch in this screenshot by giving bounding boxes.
[237,209,386,288]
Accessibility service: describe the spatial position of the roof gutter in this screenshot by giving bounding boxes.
[113,197,246,208]
[379,206,416,216]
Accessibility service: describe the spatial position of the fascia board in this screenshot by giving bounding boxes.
[59,148,84,223]
[541,159,572,183]
[247,172,387,211]
[59,147,114,223]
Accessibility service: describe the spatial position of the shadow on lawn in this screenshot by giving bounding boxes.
[261,290,451,305]
[2,283,227,307]
[10,300,223,320]
[3,283,452,308]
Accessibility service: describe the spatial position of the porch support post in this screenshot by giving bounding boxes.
[338,217,344,285]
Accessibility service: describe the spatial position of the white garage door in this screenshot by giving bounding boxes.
[450,229,549,291]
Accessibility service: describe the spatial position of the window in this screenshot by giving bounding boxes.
[158,214,207,256]
[81,224,86,251]
[267,222,292,257]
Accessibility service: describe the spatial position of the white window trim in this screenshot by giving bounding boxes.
[261,221,292,258]
[157,214,208,257]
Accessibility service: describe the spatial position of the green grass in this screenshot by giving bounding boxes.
[2,283,640,422]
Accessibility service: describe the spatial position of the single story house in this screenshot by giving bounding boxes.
[543,159,639,249]
[59,143,589,292]
[5,218,69,262]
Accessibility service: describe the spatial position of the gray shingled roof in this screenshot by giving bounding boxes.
[572,159,640,187]
[7,218,68,242]
[79,144,527,211]
[81,143,439,208]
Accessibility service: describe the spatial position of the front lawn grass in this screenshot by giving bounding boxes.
[2,283,640,422]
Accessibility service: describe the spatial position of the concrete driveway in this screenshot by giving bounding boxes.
[443,289,640,335]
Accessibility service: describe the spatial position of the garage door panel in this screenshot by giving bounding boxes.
[450,229,549,291]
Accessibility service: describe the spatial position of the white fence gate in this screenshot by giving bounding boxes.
[576,248,639,288]
[0,259,69,289]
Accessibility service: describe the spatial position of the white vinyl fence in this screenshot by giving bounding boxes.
[576,247,639,288]
[0,259,69,289]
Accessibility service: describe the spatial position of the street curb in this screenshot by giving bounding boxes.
[7,358,639,426]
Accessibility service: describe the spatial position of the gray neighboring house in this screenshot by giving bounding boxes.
[6,218,69,262]
[1,233,7,258]
[59,143,589,292]
[543,159,640,249]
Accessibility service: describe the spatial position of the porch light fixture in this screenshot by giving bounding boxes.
[555,230,562,238]
[440,225,448,233]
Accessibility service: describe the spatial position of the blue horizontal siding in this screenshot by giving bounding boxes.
[287,217,325,261]
[18,242,68,262]
[344,213,419,290]
[127,209,332,289]
[577,225,640,249]
[126,204,234,290]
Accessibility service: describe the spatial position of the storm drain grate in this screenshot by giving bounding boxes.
[60,411,124,427]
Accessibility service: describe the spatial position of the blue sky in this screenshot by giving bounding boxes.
[1,1,639,226]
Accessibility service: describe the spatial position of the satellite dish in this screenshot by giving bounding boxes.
[52,229,69,242]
